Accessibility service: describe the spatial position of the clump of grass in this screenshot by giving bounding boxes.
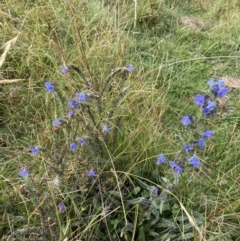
[1,0,240,240]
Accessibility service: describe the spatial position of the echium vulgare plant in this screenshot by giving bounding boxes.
[15,76,229,241]
[14,64,134,241]
[147,78,229,240]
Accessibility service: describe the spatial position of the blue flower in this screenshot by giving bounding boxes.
[44,82,54,92]
[156,154,165,164]
[188,155,200,168]
[87,169,95,177]
[76,92,87,102]
[68,100,80,109]
[183,143,193,152]
[181,116,192,126]
[76,137,86,146]
[194,94,205,106]
[197,138,205,148]
[29,146,39,155]
[52,118,62,126]
[201,130,213,138]
[166,184,173,190]
[126,64,134,72]
[208,79,228,97]
[67,110,74,118]
[202,101,216,115]
[174,165,183,174]
[19,168,29,178]
[217,88,229,98]
[60,65,69,74]
[58,203,67,213]
[152,187,158,195]
[169,161,177,168]
[70,143,77,151]
[102,125,111,134]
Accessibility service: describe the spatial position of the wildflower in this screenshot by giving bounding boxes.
[70,143,77,151]
[174,165,183,174]
[76,92,87,102]
[76,137,86,146]
[44,82,54,92]
[52,118,62,127]
[67,110,74,118]
[60,65,69,75]
[156,154,165,164]
[194,94,205,106]
[58,204,67,213]
[151,187,158,195]
[208,79,228,97]
[183,143,193,152]
[203,101,216,115]
[126,64,134,72]
[87,169,95,177]
[68,100,80,109]
[188,155,200,168]
[29,146,39,155]
[19,168,29,178]
[169,161,177,168]
[166,184,173,190]
[102,125,111,134]
[181,116,192,126]
[197,138,205,148]
[169,161,183,174]
[217,88,229,98]
[201,130,213,138]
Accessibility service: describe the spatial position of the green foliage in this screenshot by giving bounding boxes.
[1,0,240,240]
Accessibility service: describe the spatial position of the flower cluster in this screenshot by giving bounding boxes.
[194,79,229,116]
[156,79,229,185]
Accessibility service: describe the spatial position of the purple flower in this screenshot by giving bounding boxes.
[70,143,77,151]
[156,154,165,164]
[217,88,229,98]
[201,130,213,138]
[166,184,173,190]
[174,165,183,174]
[87,169,95,177]
[76,92,87,102]
[203,101,216,115]
[197,138,205,148]
[29,146,39,155]
[102,125,111,134]
[126,64,134,72]
[67,110,74,118]
[44,82,54,92]
[194,94,205,106]
[181,116,192,126]
[188,155,200,168]
[19,168,29,178]
[68,100,80,109]
[169,161,177,168]
[58,204,67,213]
[208,79,228,97]
[60,65,69,74]
[52,118,62,127]
[76,137,86,146]
[183,143,193,152]
[152,187,158,195]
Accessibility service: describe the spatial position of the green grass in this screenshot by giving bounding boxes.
[1,0,240,240]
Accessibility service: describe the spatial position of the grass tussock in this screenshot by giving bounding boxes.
[1,0,240,240]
